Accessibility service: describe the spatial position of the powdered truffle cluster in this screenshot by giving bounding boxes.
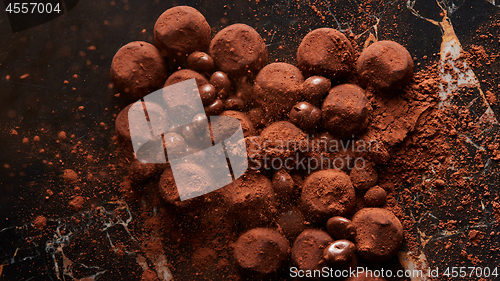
[111,5,414,280]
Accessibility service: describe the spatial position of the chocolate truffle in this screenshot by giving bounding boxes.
[357,40,414,91]
[326,216,356,240]
[272,169,297,201]
[349,161,378,190]
[364,186,387,207]
[352,208,403,261]
[291,229,333,272]
[210,110,255,138]
[321,84,371,137]
[209,23,268,77]
[187,51,214,73]
[210,71,232,98]
[164,69,209,88]
[110,41,167,100]
[301,76,332,106]
[276,209,306,241]
[224,96,245,111]
[233,228,290,276]
[260,121,307,162]
[253,63,304,120]
[158,163,214,210]
[289,101,321,130]
[127,160,164,187]
[218,171,278,227]
[300,170,356,223]
[198,84,217,106]
[297,28,354,80]
[154,6,211,60]
[115,102,169,146]
[322,239,356,265]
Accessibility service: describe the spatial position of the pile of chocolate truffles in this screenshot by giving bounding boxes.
[112,5,414,280]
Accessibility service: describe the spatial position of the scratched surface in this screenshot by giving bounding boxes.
[0,0,499,280]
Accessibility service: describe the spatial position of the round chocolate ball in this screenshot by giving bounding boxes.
[187,51,214,73]
[210,110,255,138]
[276,209,306,241]
[302,76,332,105]
[198,84,217,106]
[209,23,268,77]
[233,228,290,276]
[352,208,403,261]
[260,121,307,162]
[321,84,371,137]
[163,132,186,158]
[111,41,167,100]
[300,170,356,223]
[326,216,356,240]
[154,6,211,61]
[164,69,209,88]
[272,169,297,200]
[349,161,378,190]
[323,239,356,265]
[297,28,354,80]
[291,229,333,272]
[364,186,387,207]
[204,98,224,115]
[253,63,304,120]
[210,71,231,98]
[224,96,245,111]
[357,40,414,91]
[289,101,321,130]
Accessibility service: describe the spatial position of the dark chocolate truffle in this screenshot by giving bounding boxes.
[326,216,356,240]
[300,170,356,223]
[154,6,211,60]
[253,63,304,120]
[164,69,209,88]
[291,229,333,272]
[322,239,356,265]
[209,24,268,77]
[276,209,306,241]
[260,121,307,162]
[210,71,231,98]
[224,96,245,111]
[321,84,371,137]
[302,76,332,106]
[357,40,414,91]
[233,228,290,275]
[198,84,217,106]
[111,41,167,100]
[352,208,403,261]
[289,101,321,130]
[349,161,378,190]
[272,169,297,200]
[219,110,255,137]
[204,98,224,115]
[187,51,214,73]
[297,28,354,80]
[364,186,387,207]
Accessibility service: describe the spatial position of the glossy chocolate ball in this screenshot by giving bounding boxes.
[323,240,356,265]
[289,101,321,130]
[205,98,224,115]
[187,51,214,73]
[199,84,217,106]
[326,216,356,240]
[302,76,331,105]
[224,96,245,111]
[210,71,231,98]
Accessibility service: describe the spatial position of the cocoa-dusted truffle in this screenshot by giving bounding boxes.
[352,208,403,261]
[209,23,268,77]
[210,110,255,138]
[357,40,414,91]
[233,228,290,276]
[218,171,278,227]
[297,28,354,80]
[111,41,167,100]
[322,239,356,265]
[289,101,321,130]
[253,62,304,120]
[164,69,209,88]
[326,216,356,240]
[291,229,333,272]
[154,6,211,60]
[349,161,378,190]
[187,51,214,73]
[321,84,371,137]
[300,170,356,223]
[364,186,387,207]
[301,76,331,106]
[260,121,307,162]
